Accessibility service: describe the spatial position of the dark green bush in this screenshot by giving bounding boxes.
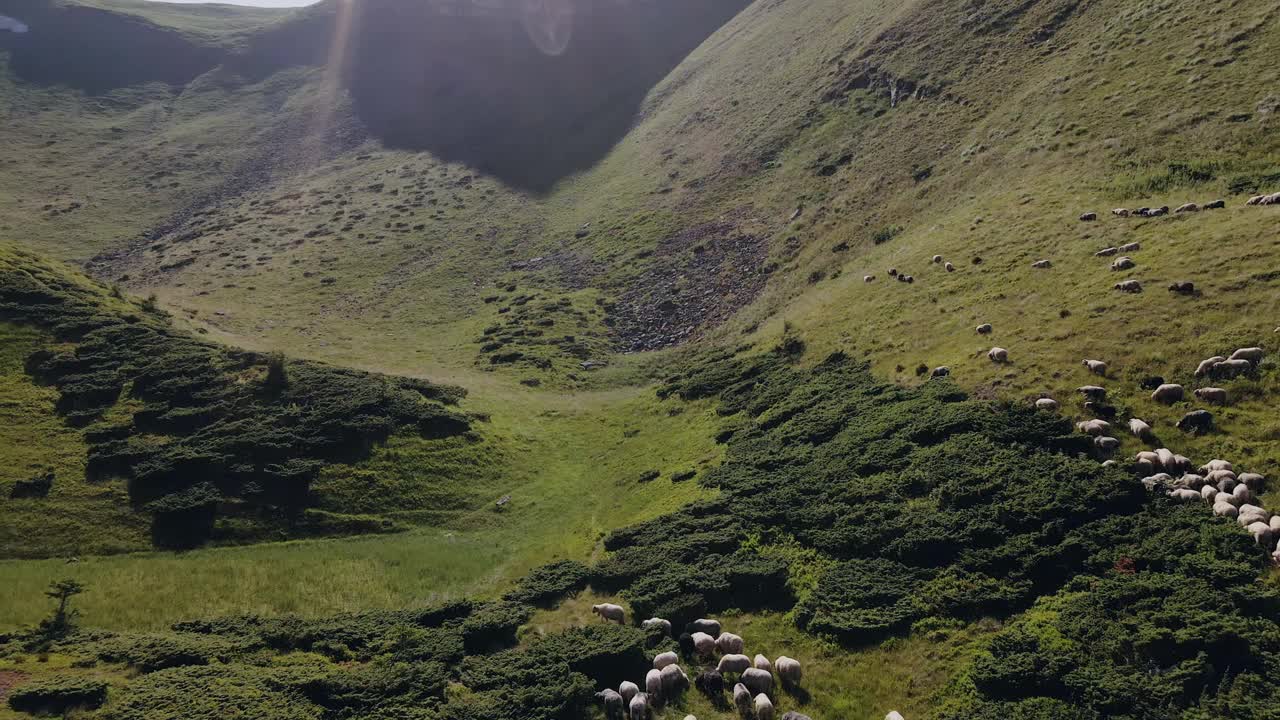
[503,560,590,608]
[89,632,235,672]
[458,601,532,653]
[8,676,108,714]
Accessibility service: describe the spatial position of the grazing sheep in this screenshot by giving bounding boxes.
[1077,419,1112,436]
[1214,501,1239,518]
[1249,522,1275,547]
[1175,203,1199,213]
[1128,418,1154,440]
[647,669,663,701]
[1210,358,1252,378]
[716,633,745,655]
[1095,247,1119,257]
[932,255,943,264]
[1195,357,1225,377]
[945,262,955,272]
[931,366,951,378]
[977,323,993,334]
[1194,387,1227,404]
[717,654,751,675]
[1239,473,1266,491]
[1095,436,1120,451]
[629,693,649,720]
[654,651,679,670]
[1233,484,1254,504]
[1172,471,1203,486]
[1080,212,1098,221]
[1177,409,1214,434]
[1150,384,1184,404]
[1247,195,1266,205]
[733,684,752,717]
[905,275,915,283]
[1136,450,1159,466]
[886,713,907,720]
[1239,503,1268,520]
[1114,280,1142,293]
[1112,208,1131,217]
[888,268,899,277]
[1218,478,1239,495]
[1270,515,1280,534]
[1169,281,1195,295]
[1205,199,1226,209]
[1111,257,1135,271]
[1032,259,1053,268]
[864,275,875,282]
[1201,458,1233,473]
[1077,385,1107,400]
[1140,375,1166,390]
[776,656,802,689]
[1229,347,1265,364]
[782,713,814,720]
[688,619,722,637]
[1082,359,1108,376]
[753,654,772,673]
[692,632,716,656]
[1141,473,1174,491]
[988,347,1009,363]
[1206,469,1237,485]
[1036,398,1059,412]
[1148,206,1170,216]
[1201,485,1219,502]
[1102,459,1118,467]
[643,618,673,635]
[1155,448,1177,470]
[741,668,773,697]
[593,604,626,624]
[678,633,695,658]
[598,689,625,720]
[695,670,724,702]
[661,663,688,698]
[1171,488,1201,501]
[620,681,640,706]
[1119,242,1141,252]
[755,694,776,720]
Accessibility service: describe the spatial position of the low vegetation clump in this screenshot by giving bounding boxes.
[0,244,475,551]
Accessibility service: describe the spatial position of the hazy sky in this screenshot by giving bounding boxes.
[144,0,320,6]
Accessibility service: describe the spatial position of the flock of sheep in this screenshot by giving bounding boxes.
[589,605,906,720]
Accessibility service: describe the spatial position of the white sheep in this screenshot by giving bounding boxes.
[1095,436,1120,451]
[753,654,772,673]
[1119,242,1141,252]
[717,654,751,675]
[1077,385,1107,399]
[976,323,993,334]
[1036,398,1059,412]
[1195,357,1226,377]
[1201,459,1234,474]
[755,693,776,720]
[988,347,1009,363]
[1111,257,1135,271]
[592,604,625,624]
[1249,522,1275,547]
[629,693,649,720]
[642,618,672,635]
[1077,419,1112,436]
[945,262,955,272]
[733,684,752,716]
[1230,347,1265,364]
[776,656,802,688]
[691,632,716,657]
[1213,502,1239,518]
[1150,384,1184,404]
[1200,485,1218,502]
[1239,473,1265,491]
[654,651,678,670]
[646,669,663,700]
[1194,387,1227,404]
[715,632,745,655]
[1082,359,1108,376]
[1170,489,1201,501]
[619,681,639,706]
[1032,259,1052,268]
[1128,418,1153,440]
[932,255,943,264]
[741,668,773,697]
[1211,359,1252,378]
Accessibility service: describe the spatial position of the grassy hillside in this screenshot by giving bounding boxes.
[2,0,1280,718]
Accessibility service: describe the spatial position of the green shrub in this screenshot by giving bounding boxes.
[458,602,532,653]
[503,559,590,608]
[8,676,108,714]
